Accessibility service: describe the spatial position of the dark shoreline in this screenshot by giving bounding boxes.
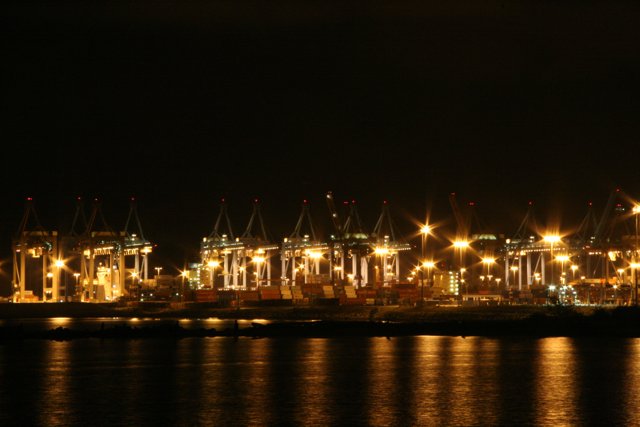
[1,303,640,339]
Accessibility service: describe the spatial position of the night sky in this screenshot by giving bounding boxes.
[2,0,640,291]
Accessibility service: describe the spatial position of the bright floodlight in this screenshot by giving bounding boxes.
[482,257,495,265]
[423,261,435,269]
[420,225,431,234]
[556,255,570,262]
[54,259,65,268]
[453,240,469,248]
[510,266,519,272]
[570,265,579,272]
[631,263,640,269]
[543,235,561,243]
[374,247,389,255]
[633,205,640,214]
[252,256,265,264]
[307,251,323,259]
[207,260,220,268]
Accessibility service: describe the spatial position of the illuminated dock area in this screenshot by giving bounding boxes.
[6,188,640,308]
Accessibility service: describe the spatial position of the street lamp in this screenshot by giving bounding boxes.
[252,256,265,288]
[633,206,640,304]
[631,262,640,306]
[44,272,53,301]
[556,255,570,283]
[419,225,431,304]
[482,257,495,288]
[453,240,469,289]
[570,265,578,281]
[54,259,64,302]
[73,272,80,299]
[154,266,162,277]
[510,266,519,289]
[207,260,220,288]
[543,235,561,285]
[460,267,467,296]
[423,261,435,298]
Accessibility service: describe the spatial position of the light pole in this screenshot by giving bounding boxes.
[570,265,578,282]
[207,260,219,288]
[453,240,469,291]
[54,259,64,302]
[181,270,188,301]
[130,271,139,300]
[633,205,640,305]
[423,261,435,296]
[73,272,80,300]
[420,225,431,305]
[510,266,519,289]
[460,268,467,297]
[543,235,561,285]
[631,263,640,306]
[252,256,265,288]
[154,266,162,278]
[556,255,569,285]
[482,257,495,290]
[46,272,53,302]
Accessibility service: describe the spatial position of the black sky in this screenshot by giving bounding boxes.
[2,0,640,287]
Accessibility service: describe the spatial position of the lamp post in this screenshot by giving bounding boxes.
[207,260,220,288]
[423,261,435,297]
[130,271,139,300]
[631,263,640,306]
[420,225,431,305]
[510,266,519,289]
[460,268,467,297]
[180,270,188,301]
[570,265,578,282]
[482,257,495,290]
[73,272,80,301]
[252,256,265,288]
[453,240,469,291]
[543,235,561,285]
[46,272,53,302]
[556,255,569,285]
[633,205,640,305]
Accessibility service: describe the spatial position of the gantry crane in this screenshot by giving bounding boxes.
[12,198,61,302]
[281,200,329,285]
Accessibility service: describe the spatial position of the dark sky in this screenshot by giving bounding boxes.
[2,0,640,284]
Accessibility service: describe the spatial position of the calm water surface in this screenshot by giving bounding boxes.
[1,319,639,426]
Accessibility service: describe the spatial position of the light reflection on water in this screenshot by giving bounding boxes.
[1,334,639,426]
[0,317,263,332]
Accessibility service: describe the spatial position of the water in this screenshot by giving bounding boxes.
[1,320,639,426]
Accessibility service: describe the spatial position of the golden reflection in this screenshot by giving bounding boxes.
[49,317,71,327]
[39,342,70,426]
[447,337,501,425]
[367,338,395,426]
[245,339,270,425]
[295,339,332,426]
[623,339,640,425]
[535,338,577,425]
[414,336,450,425]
